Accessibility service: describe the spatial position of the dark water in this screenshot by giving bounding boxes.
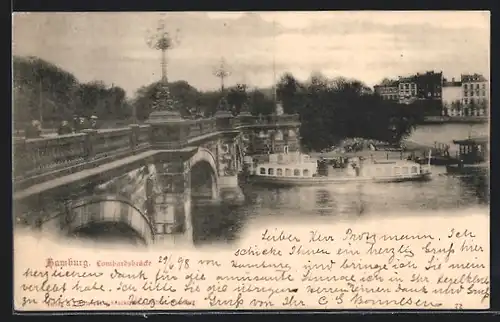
[193,124,490,245]
[192,167,489,245]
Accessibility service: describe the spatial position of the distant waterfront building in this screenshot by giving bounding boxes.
[461,73,489,116]
[414,71,443,101]
[392,71,443,115]
[375,72,443,115]
[442,78,462,116]
[374,79,399,101]
[360,87,373,95]
[397,76,418,105]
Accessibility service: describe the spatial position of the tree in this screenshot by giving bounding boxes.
[13,56,79,126]
[227,84,248,115]
[248,89,275,116]
[275,72,420,151]
[196,90,222,117]
[13,55,131,127]
[276,73,303,114]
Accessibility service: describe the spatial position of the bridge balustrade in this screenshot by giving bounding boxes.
[136,125,152,150]
[90,128,134,159]
[186,118,217,139]
[13,124,152,188]
[13,114,301,189]
[13,133,88,181]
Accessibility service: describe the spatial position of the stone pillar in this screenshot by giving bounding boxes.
[129,124,140,152]
[152,159,193,245]
[217,136,245,204]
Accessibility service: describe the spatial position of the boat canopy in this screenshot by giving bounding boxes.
[452,136,488,145]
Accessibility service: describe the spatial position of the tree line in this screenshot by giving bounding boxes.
[13,56,422,150]
[13,56,133,128]
[12,56,277,128]
[274,73,424,151]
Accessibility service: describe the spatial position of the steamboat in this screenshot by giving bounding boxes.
[241,151,432,187]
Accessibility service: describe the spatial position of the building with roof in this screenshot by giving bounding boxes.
[373,79,399,102]
[397,76,418,105]
[461,73,489,116]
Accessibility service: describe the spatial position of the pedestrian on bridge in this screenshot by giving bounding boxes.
[58,120,73,135]
[90,115,99,129]
[24,120,42,139]
[72,115,80,133]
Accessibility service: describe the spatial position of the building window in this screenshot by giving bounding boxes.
[464,84,468,90]
[402,167,409,175]
[260,167,266,175]
[303,169,310,176]
[476,91,480,97]
[294,169,301,176]
[285,168,291,176]
[411,166,418,174]
[476,84,480,89]
[277,168,283,176]
[482,90,486,97]
[394,167,401,176]
[482,84,486,89]
[284,145,289,154]
[268,168,274,175]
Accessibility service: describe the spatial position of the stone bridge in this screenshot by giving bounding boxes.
[13,111,301,245]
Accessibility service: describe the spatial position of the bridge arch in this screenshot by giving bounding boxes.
[189,147,219,200]
[63,195,154,245]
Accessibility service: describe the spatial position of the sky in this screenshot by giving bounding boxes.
[12,11,490,98]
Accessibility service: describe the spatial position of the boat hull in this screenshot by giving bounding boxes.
[242,173,432,187]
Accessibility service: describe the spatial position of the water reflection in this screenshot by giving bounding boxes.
[191,167,489,246]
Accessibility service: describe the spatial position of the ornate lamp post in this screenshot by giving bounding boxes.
[212,58,232,117]
[146,17,182,121]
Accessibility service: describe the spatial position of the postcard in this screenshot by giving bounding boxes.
[12,11,490,311]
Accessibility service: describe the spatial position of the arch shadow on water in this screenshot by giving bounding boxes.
[190,160,247,246]
[190,159,218,200]
[62,195,155,247]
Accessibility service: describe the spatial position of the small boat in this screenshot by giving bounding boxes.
[241,151,432,187]
[445,136,489,176]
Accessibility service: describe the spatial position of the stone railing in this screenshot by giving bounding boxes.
[13,114,301,189]
[147,113,300,149]
[13,124,151,189]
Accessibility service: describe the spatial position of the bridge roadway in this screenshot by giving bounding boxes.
[13,113,302,245]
